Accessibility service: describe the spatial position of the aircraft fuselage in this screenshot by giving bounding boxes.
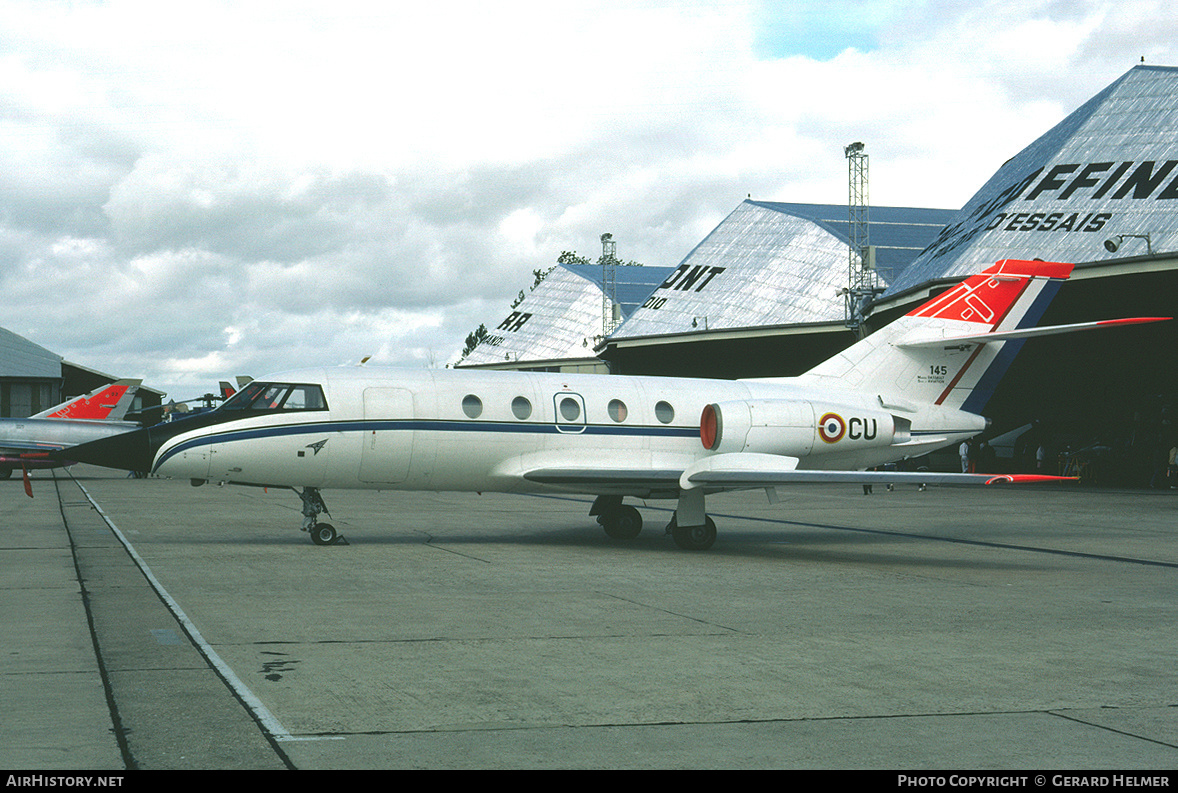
[152,366,984,497]
[0,418,141,470]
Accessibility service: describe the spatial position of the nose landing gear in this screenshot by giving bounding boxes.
[296,487,346,546]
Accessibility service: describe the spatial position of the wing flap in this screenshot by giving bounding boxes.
[522,468,684,490]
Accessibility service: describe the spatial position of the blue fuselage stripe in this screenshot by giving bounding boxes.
[155,418,701,471]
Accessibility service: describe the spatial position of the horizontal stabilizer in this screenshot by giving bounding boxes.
[896,317,1171,349]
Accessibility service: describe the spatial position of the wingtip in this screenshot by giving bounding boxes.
[984,474,1080,485]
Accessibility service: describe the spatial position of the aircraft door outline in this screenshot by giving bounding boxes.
[553,391,587,434]
[360,387,414,483]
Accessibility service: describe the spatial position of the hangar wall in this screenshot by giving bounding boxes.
[1,325,164,419]
[0,326,63,418]
[865,65,1178,484]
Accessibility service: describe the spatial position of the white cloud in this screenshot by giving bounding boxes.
[1,0,1175,398]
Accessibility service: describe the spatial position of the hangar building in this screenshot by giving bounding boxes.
[1,325,163,418]
[456,262,673,373]
[591,64,1178,484]
[598,200,956,378]
[454,65,1178,483]
[864,64,1178,482]
[0,327,62,418]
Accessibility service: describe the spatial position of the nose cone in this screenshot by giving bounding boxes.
[55,425,156,472]
[53,412,229,474]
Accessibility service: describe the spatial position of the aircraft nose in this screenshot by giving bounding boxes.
[56,425,157,473]
[57,412,233,474]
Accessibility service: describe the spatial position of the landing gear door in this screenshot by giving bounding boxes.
[360,387,414,483]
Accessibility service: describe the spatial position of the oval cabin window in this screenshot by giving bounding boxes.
[655,400,675,424]
[462,394,483,419]
[511,396,532,420]
[559,396,581,422]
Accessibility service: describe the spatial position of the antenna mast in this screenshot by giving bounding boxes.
[601,233,621,335]
[844,142,880,334]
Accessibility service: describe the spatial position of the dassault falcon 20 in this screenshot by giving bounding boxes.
[60,260,1167,550]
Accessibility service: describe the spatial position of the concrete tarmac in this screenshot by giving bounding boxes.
[2,465,1176,770]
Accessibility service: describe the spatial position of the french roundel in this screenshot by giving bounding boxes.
[818,412,845,444]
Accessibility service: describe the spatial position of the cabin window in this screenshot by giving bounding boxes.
[462,394,483,419]
[511,396,532,420]
[607,399,628,422]
[559,396,581,422]
[220,382,328,412]
[655,400,675,424]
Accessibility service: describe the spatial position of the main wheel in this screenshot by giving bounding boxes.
[669,515,717,551]
[310,523,339,546]
[601,505,643,540]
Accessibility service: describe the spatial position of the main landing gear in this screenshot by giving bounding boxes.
[592,496,643,540]
[590,494,718,551]
[297,487,346,546]
[664,514,718,552]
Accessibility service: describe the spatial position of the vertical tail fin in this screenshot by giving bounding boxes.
[799,260,1073,412]
[32,379,143,421]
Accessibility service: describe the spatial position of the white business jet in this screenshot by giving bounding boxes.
[59,260,1166,550]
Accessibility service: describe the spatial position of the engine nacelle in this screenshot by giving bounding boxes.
[701,399,903,456]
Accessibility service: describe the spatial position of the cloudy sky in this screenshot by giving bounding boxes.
[2,0,1175,399]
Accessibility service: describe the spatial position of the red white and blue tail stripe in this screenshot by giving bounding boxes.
[800,260,1169,414]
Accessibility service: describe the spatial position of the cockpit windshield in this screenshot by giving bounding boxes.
[220,382,329,412]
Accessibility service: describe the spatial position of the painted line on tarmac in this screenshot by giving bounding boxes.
[68,477,330,744]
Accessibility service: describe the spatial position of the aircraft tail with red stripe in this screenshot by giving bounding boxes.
[798,260,1168,413]
[31,379,142,421]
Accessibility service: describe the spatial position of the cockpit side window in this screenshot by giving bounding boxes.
[221,382,328,412]
[258,385,287,409]
[282,384,327,410]
[221,382,268,410]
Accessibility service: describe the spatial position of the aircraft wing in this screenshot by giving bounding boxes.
[0,441,67,457]
[522,452,1071,495]
[679,453,1069,488]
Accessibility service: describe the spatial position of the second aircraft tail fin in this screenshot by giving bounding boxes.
[32,379,143,421]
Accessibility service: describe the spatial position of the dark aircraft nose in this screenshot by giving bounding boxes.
[55,424,158,473]
[52,412,230,473]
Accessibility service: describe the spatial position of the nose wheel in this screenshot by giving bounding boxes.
[297,487,346,546]
[309,522,339,546]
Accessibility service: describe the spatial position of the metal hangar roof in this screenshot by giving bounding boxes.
[1,326,63,380]
[457,262,673,369]
[886,64,1178,298]
[608,200,956,342]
